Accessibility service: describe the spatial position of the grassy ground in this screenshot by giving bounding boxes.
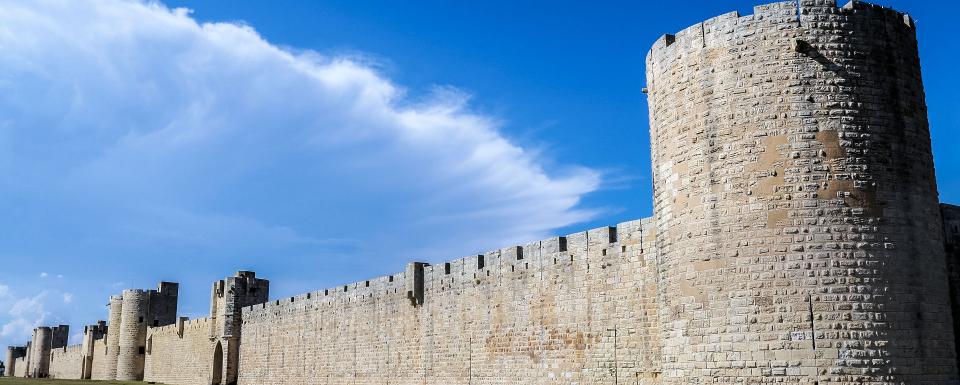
[0,378,149,385]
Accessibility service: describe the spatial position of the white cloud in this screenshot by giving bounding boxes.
[63,293,73,304]
[39,272,48,279]
[0,0,600,263]
[0,291,50,346]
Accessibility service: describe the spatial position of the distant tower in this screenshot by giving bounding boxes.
[113,282,178,381]
[3,347,25,377]
[28,327,51,378]
[646,0,957,383]
[102,295,123,380]
[80,321,107,379]
[209,271,269,385]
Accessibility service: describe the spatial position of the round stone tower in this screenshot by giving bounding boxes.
[28,327,51,378]
[646,1,957,383]
[4,347,15,377]
[116,290,147,381]
[103,295,123,380]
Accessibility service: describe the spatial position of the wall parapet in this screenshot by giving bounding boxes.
[241,218,653,321]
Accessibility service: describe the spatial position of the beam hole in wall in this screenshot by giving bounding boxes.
[602,249,607,256]
[622,246,627,252]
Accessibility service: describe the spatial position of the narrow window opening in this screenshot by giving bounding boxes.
[525,263,529,270]
[558,237,568,252]
[516,247,524,260]
[138,316,143,323]
[344,285,348,292]
[290,297,294,303]
[389,276,394,282]
[622,246,627,252]
[138,346,145,355]
[365,281,370,287]
[602,249,607,256]
[511,265,515,272]
[307,293,311,299]
[477,255,485,270]
[445,263,451,275]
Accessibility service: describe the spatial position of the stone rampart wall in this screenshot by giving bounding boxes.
[144,317,217,385]
[12,357,26,377]
[238,219,661,385]
[48,344,84,379]
[89,337,111,380]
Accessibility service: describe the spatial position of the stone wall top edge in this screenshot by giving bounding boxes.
[51,343,84,354]
[148,316,212,335]
[241,216,653,317]
[644,0,913,65]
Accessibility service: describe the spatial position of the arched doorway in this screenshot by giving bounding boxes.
[212,342,223,385]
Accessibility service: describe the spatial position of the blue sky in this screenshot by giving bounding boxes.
[0,0,957,348]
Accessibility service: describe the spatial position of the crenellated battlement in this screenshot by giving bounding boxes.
[241,218,651,321]
[646,0,916,87]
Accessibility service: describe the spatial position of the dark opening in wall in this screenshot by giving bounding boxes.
[290,297,294,303]
[389,276,394,282]
[622,246,627,253]
[516,247,524,260]
[365,281,370,287]
[343,285,348,292]
[602,249,607,256]
[477,255,485,269]
[138,317,143,323]
[249,287,258,294]
[559,237,568,252]
[138,346,145,355]
[444,263,451,275]
[324,289,329,296]
[153,320,159,327]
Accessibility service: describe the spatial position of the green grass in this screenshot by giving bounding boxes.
[0,378,150,385]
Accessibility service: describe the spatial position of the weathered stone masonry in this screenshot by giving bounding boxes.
[5,1,960,384]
